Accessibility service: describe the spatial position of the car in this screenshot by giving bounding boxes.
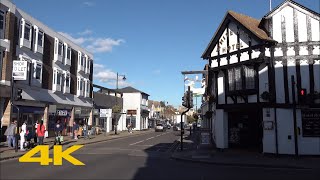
[167,124,171,129]
[173,124,181,131]
[155,124,166,132]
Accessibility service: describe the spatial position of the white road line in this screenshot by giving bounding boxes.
[146,137,155,140]
[129,140,144,146]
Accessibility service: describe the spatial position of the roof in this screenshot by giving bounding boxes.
[264,0,320,18]
[201,11,276,59]
[118,86,150,96]
[93,92,123,109]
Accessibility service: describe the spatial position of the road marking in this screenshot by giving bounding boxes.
[129,140,144,146]
[146,137,154,140]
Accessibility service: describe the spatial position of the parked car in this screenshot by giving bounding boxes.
[173,124,181,131]
[155,123,166,132]
[167,124,171,129]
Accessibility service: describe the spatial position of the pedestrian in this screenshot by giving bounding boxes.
[4,120,17,148]
[34,121,38,144]
[83,123,88,139]
[19,121,27,151]
[72,121,79,140]
[54,120,64,145]
[36,120,45,145]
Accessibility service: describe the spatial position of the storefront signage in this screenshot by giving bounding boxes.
[12,60,28,80]
[127,110,137,115]
[74,107,81,115]
[100,109,112,118]
[56,110,68,116]
[302,110,320,137]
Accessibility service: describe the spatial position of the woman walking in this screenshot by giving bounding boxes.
[36,120,45,145]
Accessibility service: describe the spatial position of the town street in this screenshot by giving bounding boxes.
[0,129,318,180]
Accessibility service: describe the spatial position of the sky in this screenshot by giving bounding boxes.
[12,0,319,108]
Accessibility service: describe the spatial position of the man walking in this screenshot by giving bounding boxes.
[54,120,64,145]
[4,121,17,149]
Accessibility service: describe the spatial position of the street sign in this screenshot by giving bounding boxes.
[100,109,112,118]
[12,60,28,80]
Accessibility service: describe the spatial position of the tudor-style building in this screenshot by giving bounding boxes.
[202,0,319,155]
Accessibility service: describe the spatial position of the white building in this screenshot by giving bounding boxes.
[201,0,319,155]
[120,87,150,130]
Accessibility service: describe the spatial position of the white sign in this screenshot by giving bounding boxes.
[57,110,68,116]
[100,109,112,118]
[12,61,28,80]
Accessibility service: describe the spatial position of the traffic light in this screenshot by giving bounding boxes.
[188,91,193,108]
[182,93,188,107]
[14,88,23,101]
[298,88,307,104]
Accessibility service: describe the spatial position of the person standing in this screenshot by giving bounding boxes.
[4,121,17,149]
[83,123,88,139]
[34,122,38,144]
[54,120,64,145]
[19,121,27,151]
[36,120,45,145]
[72,122,79,140]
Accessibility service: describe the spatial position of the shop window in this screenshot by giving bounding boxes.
[228,65,256,92]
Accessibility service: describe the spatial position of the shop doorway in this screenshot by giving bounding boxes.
[228,109,263,152]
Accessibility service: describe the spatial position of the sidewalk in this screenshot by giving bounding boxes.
[171,130,320,170]
[0,129,151,161]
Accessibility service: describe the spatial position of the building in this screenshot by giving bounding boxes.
[148,100,162,128]
[0,0,93,138]
[93,84,126,133]
[201,0,319,155]
[119,86,149,130]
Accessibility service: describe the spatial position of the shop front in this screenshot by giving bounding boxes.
[48,109,71,136]
[141,109,149,129]
[12,106,44,135]
[126,110,137,129]
[74,107,91,126]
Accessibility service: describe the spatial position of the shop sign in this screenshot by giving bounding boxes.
[93,109,99,115]
[100,109,112,118]
[302,110,320,137]
[57,110,68,116]
[12,60,28,80]
[48,105,57,113]
[74,107,81,115]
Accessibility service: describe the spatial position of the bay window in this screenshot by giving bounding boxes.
[228,65,256,92]
[24,22,31,41]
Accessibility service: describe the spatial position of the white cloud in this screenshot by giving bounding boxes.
[93,64,131,88]
[86,38,125,53]
[58,31,124,54]
[152,69,161,74]
[83,1,95,7]
[78,29,92,36]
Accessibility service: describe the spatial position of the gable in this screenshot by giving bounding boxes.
[202,11,275,59]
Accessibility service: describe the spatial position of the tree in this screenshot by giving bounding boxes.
[160,101,166,107]
[112,105,122,134]
[187,115,196,124]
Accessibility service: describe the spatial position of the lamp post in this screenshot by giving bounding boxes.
[116,72,126,89]
[114,72,126,134]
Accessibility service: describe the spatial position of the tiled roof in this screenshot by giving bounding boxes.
[228,11,273,42]
[118,86,150,96]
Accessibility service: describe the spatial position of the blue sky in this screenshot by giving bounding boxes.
[13,0,319,107]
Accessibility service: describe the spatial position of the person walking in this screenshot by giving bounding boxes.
[54,120,64,145]
[83,123,88,139]
[4,120,17,149]
[72,122,79,140]
[34,122,38,144]
[36,120,45,145]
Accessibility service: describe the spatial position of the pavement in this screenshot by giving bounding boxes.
[171,129,320,170]
[0,129,152,161]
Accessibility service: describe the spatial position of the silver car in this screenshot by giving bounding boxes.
[155,124,166,132]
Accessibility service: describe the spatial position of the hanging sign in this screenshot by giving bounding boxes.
[12,61,28,80]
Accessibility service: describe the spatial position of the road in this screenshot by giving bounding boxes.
[0,129,318,180]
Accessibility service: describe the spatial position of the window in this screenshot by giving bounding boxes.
[81,55,85,66]
[35,64,41,80]
[244,66,255,89]
[0,10,4,39]
[57,72,61,85]
[58,42,63,56]
[24,22,31,41]
[38,30,44,47]
[228,65,256,91]
[66,75,70,87]
[67,47,71,59]
[80,79,83,91]
[86,81,90,93]
[53,70,56,84]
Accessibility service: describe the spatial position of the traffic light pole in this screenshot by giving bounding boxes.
[180,86,191,151]
[10,77,20,152]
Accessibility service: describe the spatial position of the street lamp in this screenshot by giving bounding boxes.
[116,72,126,89]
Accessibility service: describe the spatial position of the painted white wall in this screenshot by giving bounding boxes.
[272,12,282,43]
[122,92,145,130]
[274,61,285,103]
[284,6,294,43]
[217,71,225,104]
[297,10,307,42]
[262,108,276,153]
[259,64,269,102]
[296,109,320,155]
[215,109,228,149]
[311,17,319,41]
[300,60,310,93]
[277,108,295,155]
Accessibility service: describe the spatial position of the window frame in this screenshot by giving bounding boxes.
[35,63,42,80]
[227,65,257,93]
[56,71,61,85]
[65,73,70,88]
[67,47,71,60]
[0,10,5,39]
[24,22,31,41]
[37,30,44,47]
[58,41,63,56]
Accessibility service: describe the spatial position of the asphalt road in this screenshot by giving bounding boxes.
[0,130,319,180]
